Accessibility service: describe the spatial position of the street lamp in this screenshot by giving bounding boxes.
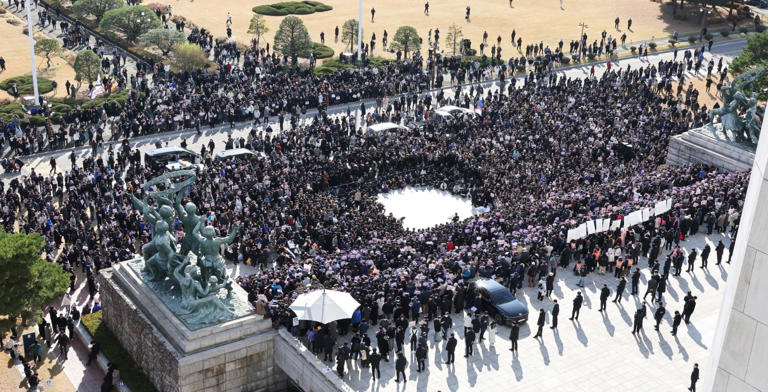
[24,0,40,106]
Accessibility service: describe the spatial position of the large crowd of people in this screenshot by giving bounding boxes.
[0,56,744,322]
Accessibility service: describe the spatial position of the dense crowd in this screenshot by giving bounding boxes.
[0,58,746,338]
[1,0,726,160]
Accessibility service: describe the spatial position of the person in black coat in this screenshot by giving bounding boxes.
[613,277,626,303]
[395,352,407,382]
[533,309,545,338]
[441,314,452,340]
[336,344,347,378]
[369,349,381,380]
[464,328,475,357]
[632,308,644,334]
[715,240,725,265]
[654,302,666,330]
[700,244,711,268]
[683,296,697,324]
[689,363,700,391]
[599,284,610,311]
[687,249,697,272]
[376,328,389,361]
[550,300,560,329]
[416,344,427,372]
[569,292,583,320]
[671,310,683,335]
[445,333,457,363]
[509,323,519,352]
[631,268,641,295]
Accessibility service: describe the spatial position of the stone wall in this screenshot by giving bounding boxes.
[705,106,768,391]
[98,268,288,392]
[98,268,180,392]
[274,329,350,392]
[666,128,755,172]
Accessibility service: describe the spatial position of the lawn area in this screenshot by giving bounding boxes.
[81,311,156,392]
[0,75,54,95]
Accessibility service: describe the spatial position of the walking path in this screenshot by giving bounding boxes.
[1,38,744,186]
[311,231,732,391]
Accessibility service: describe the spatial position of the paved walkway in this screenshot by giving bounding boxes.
[304,232,732,391]
[1,38,746,186]
[0,271,105,392]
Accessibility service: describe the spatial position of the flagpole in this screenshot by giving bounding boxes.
[357,0,363,62]
[24,0,40,106]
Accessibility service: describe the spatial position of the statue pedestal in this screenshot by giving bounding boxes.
[97,260,288,392]
[667,127,756,172]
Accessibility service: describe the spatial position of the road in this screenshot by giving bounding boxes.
[1,38,746,184]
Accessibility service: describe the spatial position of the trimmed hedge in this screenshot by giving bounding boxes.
[81,311,156,392]
[0,76,54,95]
[313,58,353,75]
[81,89,133,109]
[308,42,333,59]
[252,1,332,16]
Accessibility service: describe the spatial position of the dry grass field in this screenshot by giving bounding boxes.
[164,0,741,58]
[0,10,76,101]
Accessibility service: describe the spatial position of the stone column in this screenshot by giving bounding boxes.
[705,105,768,391]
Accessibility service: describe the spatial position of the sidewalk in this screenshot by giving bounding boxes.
[0,271,105,392]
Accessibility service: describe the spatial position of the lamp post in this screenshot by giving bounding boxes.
[357,0,363,62]
[24,0,40,106]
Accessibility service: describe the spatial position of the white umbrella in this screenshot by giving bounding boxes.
[289,289,360,324]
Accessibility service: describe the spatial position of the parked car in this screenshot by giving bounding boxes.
[472,279,529,325]
[144,147,202,171]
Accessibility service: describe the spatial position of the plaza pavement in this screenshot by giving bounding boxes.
[298,231,733,391]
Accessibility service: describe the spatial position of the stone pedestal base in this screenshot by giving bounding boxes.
[667,128,755,172]
[97,261,288,392]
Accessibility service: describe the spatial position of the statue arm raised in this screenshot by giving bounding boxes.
[222,225,241,244]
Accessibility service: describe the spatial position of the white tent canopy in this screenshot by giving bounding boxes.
[289,289,360,324]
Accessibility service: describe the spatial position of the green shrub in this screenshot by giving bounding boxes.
[668,38,677,46]
[0,75,54,95]
[81,311,156,392]
[313,58,353,75]
[721,30,730,37]
[253,1,332,16]
[308,42,333,59]
[704,33,713,41]
[368,56,394,67]
[81,89,133,109]
[630,46,637,53]
[757,24,766,33]
[648,42,657,49]
[687,36,697,43]
[560,55,571,64]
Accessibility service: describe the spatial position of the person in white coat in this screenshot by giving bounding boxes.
[488,321,497,346]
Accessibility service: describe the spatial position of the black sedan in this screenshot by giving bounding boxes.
[473,279,529,325]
